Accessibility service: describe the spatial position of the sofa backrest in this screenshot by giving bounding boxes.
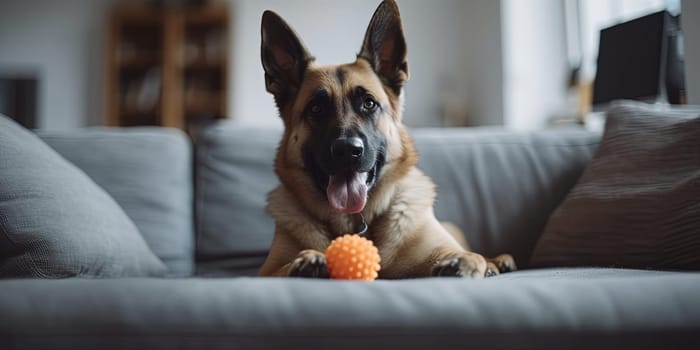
[39,123,598,277]
[39,128,194,277]
[194,123,282,276]
[411,128,599,266]
[194,122,599,275]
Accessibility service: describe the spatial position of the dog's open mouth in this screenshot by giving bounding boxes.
[325,164,378,214]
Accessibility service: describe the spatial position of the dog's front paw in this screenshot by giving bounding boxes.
[492,254,517,273]
[288,250,329,278]
[431,252,487,278]
[483,254,518,277]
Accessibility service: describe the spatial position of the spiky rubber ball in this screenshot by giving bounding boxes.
[325,234,381,280]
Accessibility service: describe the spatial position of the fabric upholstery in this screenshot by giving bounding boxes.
[194,121,598,275]
[0,115,166,278]
[412,127,599,265]
[1,115,699,350]
[194,122,282,276]
[39,127,194,276]
[1,269,699,349]
[531,102,700,269]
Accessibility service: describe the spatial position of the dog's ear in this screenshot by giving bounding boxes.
[261,10,314,108]
[358,0,409,95]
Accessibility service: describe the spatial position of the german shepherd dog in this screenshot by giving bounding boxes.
[258,0,515,278]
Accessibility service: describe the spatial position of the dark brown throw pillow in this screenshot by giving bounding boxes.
[530,101,700,270]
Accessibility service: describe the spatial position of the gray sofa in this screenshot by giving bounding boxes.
[2,120,699,349]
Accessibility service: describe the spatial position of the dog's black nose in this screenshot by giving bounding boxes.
[331,137,364,161]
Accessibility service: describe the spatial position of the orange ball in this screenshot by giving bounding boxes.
[325,234,381,280]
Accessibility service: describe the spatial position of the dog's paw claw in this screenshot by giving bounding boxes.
[485,262,500,277]
[289,250,329,278]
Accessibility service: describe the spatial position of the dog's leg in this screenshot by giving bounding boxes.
[438,223,516,277]
[440,222,470,251]
[431,222,488,278]
[382,217,490,278]
[259,228,331,278]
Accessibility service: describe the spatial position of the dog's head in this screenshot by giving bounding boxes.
[261,0,413,215]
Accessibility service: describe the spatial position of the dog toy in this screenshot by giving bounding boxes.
[325,234,381,280]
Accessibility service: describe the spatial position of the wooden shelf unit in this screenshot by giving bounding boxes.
[105,4,229,131]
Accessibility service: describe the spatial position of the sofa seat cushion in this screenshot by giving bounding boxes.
[1,268,699,349]
[38,127,194,276]
[0,115,166,278]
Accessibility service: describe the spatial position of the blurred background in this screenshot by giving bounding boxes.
[0,0,698,132]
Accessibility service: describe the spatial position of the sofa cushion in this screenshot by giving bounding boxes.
[531,102,700,269]
[412,128,599,265]
[0,115,166,278]
[194,121,598,275]
[1,269,699,349]
[39,127,194,276]
[194,122,282,276]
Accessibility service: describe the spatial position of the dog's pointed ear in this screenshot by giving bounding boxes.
[358,0,409,95]
[261,10,314,108]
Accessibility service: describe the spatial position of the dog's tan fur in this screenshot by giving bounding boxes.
[258,0,515,279]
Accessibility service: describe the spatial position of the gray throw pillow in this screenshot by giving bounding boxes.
[0,115,167,278]
[530,102,700,269]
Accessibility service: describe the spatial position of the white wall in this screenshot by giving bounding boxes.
[227,0,375,127]
[0,0,505,129]
[682,0,700,104]
[227,0,503,127]
[501,0,568,130]
[0,0,109,129]
[456,0,504,126]
[5,0,688,130]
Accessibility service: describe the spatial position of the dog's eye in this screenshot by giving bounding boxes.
[310,104,322,114]
[362,98,377,111]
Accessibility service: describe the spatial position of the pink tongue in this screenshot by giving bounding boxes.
[326,172,368,214]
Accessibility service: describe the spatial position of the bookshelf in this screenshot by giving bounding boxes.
[105,4,228,131]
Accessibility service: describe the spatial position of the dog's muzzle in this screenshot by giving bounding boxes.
[326,136,375,214]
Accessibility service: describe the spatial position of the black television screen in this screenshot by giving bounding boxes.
[592,11,669,105]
